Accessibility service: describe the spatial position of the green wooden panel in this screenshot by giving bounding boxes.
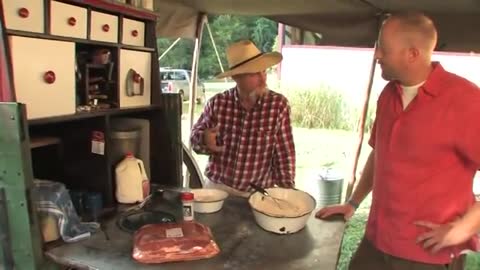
[0,102,57,270]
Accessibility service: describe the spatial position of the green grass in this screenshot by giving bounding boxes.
[466,254,480,270]
[337,203,370,270]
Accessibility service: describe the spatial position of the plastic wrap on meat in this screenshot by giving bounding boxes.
[132,221,220,264]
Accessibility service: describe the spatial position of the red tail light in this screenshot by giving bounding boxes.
[167,82,173,92]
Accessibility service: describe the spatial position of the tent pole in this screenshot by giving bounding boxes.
[188,13,207,149]
[344,16,386,202]
[206,20,228,82]
[158,37,181,61]
[184,13,206,188]
[345,44,377,201]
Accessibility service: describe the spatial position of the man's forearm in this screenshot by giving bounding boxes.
[273,107,296,188]
[191,130,210,155]
[455,201,480,240]
[271,151,295,188]
[350,150,375,205]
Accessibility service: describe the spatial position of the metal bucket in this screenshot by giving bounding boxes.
[315,168,344,207]
[109,128,141,165]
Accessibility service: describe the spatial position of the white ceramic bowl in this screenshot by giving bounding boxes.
[248,187,316,234]
[191,188,229,213]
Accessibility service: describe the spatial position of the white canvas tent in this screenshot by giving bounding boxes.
[153,0,480,52]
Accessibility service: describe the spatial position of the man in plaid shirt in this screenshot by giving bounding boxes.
[190,40,295,197]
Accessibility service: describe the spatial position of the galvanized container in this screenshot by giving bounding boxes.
[315,168,344,207]
[109,128,141,165]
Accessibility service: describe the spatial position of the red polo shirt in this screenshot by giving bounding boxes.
[367,62,480,264]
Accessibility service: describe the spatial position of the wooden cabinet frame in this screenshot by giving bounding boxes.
[1,0,182,207]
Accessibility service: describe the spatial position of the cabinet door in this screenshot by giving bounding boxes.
[90,11,118,43]
[9,36,75,119]
[50,1,87,39]
[2,0,44,33]
[119,49,151,108]
[121,18,145,47]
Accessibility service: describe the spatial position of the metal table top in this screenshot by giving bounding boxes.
[46,196,346,270]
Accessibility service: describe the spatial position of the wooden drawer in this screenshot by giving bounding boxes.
[119,49,151,107]
[2,0,44,33]
[50,1,87,39]
[121,18,145,47]
[90,11,118,43]
[9,36,75,119]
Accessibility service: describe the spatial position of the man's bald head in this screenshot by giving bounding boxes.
[375,12,438,83]
[383,12,438,54]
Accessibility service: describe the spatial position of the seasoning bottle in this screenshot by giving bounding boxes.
[181,192,194,221]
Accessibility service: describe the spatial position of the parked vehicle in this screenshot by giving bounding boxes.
[160,68,206,104]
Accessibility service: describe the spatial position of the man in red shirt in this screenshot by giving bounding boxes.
[190,40,295,197]
[316,12,480,270]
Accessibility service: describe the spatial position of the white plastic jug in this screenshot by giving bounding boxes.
[115,153,149,203]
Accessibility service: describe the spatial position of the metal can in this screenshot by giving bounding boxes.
[314,168,344,207]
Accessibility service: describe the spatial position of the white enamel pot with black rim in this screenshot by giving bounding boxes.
[191,188,229,213]
[248,187,316,234]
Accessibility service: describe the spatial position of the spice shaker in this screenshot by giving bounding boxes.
[181,192,194,221]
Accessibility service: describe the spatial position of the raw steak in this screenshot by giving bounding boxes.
[132,221,220,263]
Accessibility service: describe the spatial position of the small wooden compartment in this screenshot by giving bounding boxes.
[1,0,44,33]
[90,11,119,43]
[121,18,145,47]
[76,44,119,109]
[50,1,87,39]
[119,49,151,107]
[9,36,76,119]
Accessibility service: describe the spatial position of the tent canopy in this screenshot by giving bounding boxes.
[154,0,480,52]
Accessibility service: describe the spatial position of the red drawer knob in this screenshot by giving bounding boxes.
[44,71,56,84]
[18,7,29,18]
[131,30,138,37]
[102,24,110,32]
[68,17,77,26]
[133,73,141,83]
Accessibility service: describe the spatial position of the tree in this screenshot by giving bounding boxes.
[157,15,278,79]
[252,18,278,52]
[157,38,194,69]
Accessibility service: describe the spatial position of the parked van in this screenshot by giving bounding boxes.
[160,68,206,104]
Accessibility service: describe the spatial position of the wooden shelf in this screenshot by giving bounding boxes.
[30,136,62,149]
[86,63,108,69]
[6,30,118,47]
[6,30,155,52]
[63,0,157,21]
[121,45,155,52]
[28,105,161,126]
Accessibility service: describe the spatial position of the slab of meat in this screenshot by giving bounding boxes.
[132,221,220,264]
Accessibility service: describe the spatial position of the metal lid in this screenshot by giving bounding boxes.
[316,167,343,181]
[110,129,140,139]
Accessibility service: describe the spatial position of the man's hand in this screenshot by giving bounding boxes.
[315,203,355,221]
[203,125,225,153]
[415,219,470,254]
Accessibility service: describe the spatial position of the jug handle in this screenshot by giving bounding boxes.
[136,159,150,199]
[136,159,149,180]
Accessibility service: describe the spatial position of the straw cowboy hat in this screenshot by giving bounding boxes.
[216,40,283,79]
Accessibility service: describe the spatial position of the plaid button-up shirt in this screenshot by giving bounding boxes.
[190,87,295,191]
